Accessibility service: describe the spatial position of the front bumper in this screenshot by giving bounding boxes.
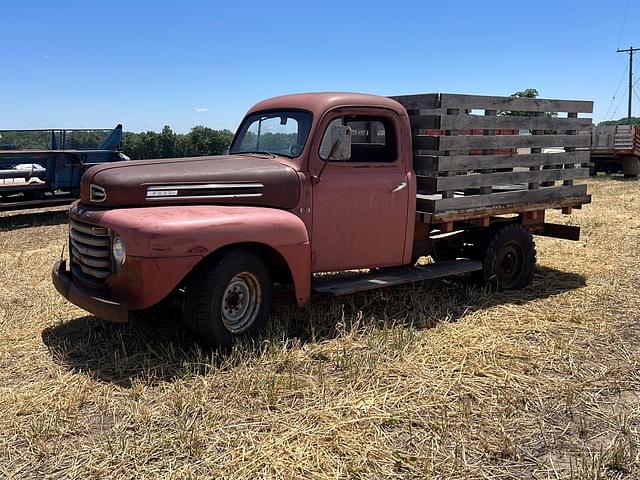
[52,260,129,323]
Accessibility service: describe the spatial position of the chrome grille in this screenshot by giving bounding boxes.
[69,218,112,283]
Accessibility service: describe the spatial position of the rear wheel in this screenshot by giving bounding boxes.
[183,249,273,348]
[476,224,536,289]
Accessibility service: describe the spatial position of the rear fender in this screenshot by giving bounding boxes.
[99,205,312,306]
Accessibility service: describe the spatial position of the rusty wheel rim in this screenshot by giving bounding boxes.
[221,272,261,334]
[496,240,524,285]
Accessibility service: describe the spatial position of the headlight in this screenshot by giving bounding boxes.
[112,235,126,268]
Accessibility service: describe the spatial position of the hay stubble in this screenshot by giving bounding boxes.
[0,180,639,479]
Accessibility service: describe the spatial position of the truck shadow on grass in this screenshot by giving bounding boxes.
[41,266,585,387]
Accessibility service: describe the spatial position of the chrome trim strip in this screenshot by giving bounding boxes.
[71,247,112,268]
[69,219,109,237]
[70,238,111,258]
[70,229,110,247]
[75,262,111,279]
[147,183,264,191]
[146,193,263,201]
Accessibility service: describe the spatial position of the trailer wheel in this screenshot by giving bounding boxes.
[183,249,273,348]
[477,224,536,290]
[622,156,640,178]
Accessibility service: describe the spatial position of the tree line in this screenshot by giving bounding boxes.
[0,125,235,160]
[599,117,640,126]
[123,125,234,160]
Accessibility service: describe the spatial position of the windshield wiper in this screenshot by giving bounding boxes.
[233,150,278,158]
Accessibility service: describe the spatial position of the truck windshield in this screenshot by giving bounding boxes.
[230,110,313,158]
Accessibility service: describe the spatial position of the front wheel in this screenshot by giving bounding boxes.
[183,249,273,348]
[476,224,536,290]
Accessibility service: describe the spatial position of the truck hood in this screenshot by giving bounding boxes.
[80,154,300,209]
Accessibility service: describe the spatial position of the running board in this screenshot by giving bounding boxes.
[312,259,483,296]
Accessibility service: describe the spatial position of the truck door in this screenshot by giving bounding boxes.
[310,109,409,272]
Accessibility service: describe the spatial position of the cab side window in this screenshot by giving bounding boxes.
[321,116,397,163]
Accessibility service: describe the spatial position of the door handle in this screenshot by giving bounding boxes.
[391,182,407,193]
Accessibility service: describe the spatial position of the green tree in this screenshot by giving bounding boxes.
[188,125,234,156]
[499,88,557,130]
[121,125,234,160]
[159,125,176,158]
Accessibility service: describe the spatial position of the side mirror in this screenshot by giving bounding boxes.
[319,125,351,161]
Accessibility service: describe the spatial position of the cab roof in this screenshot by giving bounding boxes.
[246,92,407,118]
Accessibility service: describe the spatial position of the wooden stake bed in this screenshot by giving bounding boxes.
[390,93,593,224]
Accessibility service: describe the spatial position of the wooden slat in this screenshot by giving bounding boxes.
[417,184,588,213]
[417,167,589,193]
[425,194,591,223]
[430,114,592,131]
[413,136,440,151]
[439,93,593,113]
[413,155,439,172]
[390,94,440,110]
[408,115,440,129]
[414,134,591,151]
[414,151,590,173]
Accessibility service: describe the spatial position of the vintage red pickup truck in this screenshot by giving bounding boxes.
[53,92,593,346]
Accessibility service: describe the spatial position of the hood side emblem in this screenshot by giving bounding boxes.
[89,184,107,203]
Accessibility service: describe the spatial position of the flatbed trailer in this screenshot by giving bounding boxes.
[0,125,127,210]
[590,124,640,177]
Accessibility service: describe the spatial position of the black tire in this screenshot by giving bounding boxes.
[183,249,273,348]
[476,224,536,290]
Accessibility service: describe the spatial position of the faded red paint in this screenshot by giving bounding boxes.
[68,202,311,308]
[307,104,413,271]
[54,93,417,320]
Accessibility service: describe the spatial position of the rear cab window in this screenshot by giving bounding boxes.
[320,115,398,163]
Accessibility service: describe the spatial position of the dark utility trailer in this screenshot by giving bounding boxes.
[0,125,127,210]
[590,124,640,177]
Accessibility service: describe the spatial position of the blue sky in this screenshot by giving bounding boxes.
[1,0,638,132]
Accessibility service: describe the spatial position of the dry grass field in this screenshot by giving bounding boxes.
[0,179,639,479]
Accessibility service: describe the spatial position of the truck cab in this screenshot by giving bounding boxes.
[53,93,418,346]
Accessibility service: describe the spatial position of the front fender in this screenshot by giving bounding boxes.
[95,205,312,307]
